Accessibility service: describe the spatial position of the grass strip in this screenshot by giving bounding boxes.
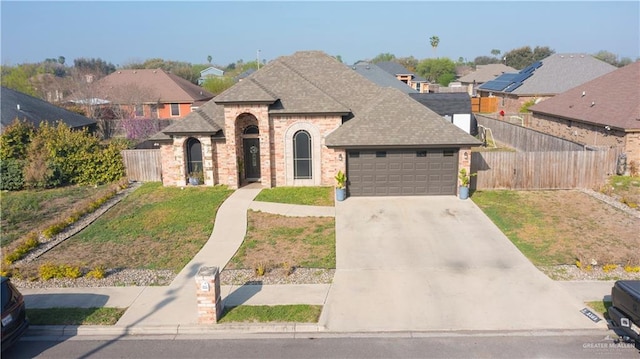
[254,187,334,206]
[27,307,126,325]
[219,305,322,323]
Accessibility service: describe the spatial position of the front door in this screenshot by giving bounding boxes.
[243,138,261,181]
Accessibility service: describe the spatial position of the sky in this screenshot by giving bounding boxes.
[1,1,639,67]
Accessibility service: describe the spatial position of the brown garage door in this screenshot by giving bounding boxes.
[347,149,458,196]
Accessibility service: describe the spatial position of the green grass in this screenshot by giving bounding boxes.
[27,307,126,325]
[254,187,334,206]
[471,190,569,266]
[586,300,612,318]
[219,305,322,323]
[38,183,233,272]
[0,185,113,246]
[608,175,640,191]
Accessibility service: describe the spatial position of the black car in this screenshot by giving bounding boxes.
[1,276,29,351]
[608,280,640,343]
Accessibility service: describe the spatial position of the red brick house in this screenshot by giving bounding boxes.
[152,51,480,196]
[87,69,214,119]
[529,62,640,169]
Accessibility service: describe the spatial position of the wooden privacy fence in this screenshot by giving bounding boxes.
[121,149,162,182]
[471,97,498,113]
[476,115,584,152]
[471,149,619,190]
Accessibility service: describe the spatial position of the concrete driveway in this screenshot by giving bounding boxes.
[318,196,602,332]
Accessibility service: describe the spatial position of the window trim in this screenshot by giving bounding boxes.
[170,103,180,117]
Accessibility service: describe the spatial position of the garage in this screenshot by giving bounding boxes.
[347,148,458,196]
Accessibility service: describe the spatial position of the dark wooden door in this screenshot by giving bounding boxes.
[243,138,261,180]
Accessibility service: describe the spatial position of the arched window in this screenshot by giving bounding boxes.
[293,130,312,179]
[243,125,259,135]
[186,138,203,174]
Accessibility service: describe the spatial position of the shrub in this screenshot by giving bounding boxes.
[0,158,25,190]
[624,265,640,273]
[85,266,106,279]
[4,234,40,264]
[519,98,537,113]
[38,263,82,280]
[602,264,617,273]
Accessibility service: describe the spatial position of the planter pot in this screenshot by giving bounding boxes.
[459,186,469,200]
[336,187,346,202]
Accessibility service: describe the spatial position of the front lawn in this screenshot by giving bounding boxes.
[219,305,322,323]
[14,183,233,278]
[472,190,640,266]
[27,307,126,325]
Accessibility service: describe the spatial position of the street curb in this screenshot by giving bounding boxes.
[25,325,610,339]
[26,323,326,337]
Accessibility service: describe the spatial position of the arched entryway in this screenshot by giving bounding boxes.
[236,114,261,183]
[243,126,261,181]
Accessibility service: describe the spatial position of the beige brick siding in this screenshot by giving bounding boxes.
[529,112,640,167]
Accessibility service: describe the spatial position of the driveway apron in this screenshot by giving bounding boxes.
[318,197,602,332]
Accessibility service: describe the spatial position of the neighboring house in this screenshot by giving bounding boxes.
[197,66,225,85]
[528,62,640,166]
[84,69,214,119]
[375,61,428,93]
[1,86,97,133]
[409,93,476,135]
[351,61,417,94]
[235,68,256,82]
[152,51,480,196]
[477,54,617,114]
[458,64,517,96]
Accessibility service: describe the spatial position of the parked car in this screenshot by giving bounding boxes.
[1,276,29,351]
[608,280,640,343]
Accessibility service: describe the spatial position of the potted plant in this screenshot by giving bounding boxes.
[458,168,476,200]
[335,170,347,202]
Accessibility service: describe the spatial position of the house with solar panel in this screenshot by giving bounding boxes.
[527,62,640,168]
[477,54,617,114]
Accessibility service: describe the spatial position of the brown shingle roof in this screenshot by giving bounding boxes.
[325,87,478,147]
[529,62,640,130]
[164,51,480,147]
[91,69,214,104]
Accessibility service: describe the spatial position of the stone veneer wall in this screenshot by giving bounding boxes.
[221,104,270,189]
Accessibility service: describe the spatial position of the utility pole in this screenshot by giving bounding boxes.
[257,49,261,70]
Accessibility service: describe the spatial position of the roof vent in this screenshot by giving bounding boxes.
[582,91,586,97]
[16,104,20,110]
[591,101,596,107]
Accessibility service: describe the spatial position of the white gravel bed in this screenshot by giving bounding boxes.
[539,265,640,281]
[12,268,335,289]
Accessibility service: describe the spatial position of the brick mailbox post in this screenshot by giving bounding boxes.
[195,266,222,324]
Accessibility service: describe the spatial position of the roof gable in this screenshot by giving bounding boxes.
[1,86,96,132]
[529,62,640,130]
[91,69,214,103]
[162,97,225,134]
[409,93,471,116]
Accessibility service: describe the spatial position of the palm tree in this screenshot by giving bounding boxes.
[429,36,440,57]
[207,55,212,64]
